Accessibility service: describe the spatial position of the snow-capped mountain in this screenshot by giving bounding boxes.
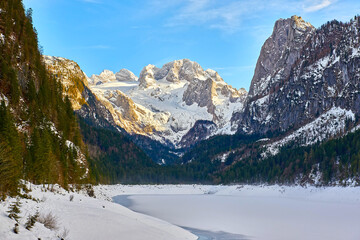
[232,15,360,146]
[89,69,138,85]
[89,59,247,148]
[45,15,360,165]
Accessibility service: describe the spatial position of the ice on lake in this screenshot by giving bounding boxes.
[112,185,360,240]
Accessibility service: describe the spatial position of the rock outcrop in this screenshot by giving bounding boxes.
[233,16,360,138]
[44,56,117,130]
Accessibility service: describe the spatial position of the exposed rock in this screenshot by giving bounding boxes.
[179,120,217,149]
[138,64,158,88]
[44,56,117,130]
[248,15,315,98]
[115,69,138,82]
[90,70,117,85]
[43,56,88,110]
[233,16,360,138]
[183,78,217,115]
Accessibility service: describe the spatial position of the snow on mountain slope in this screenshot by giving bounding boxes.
[234,16,360,136]
[90,59,247,147]
[89,69,138,85]
[263,107,355,157]
[0,183,196,240]
[248,16,315,99]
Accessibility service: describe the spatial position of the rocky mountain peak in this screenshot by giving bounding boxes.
[205,69,224,82]
[233,16,360,140]
[115,69,138,82]
[248,16,315,99]
[138,64,158,88]
[43,56,88,110]
[138,59,212,88]
[99,69,116,80]
[90,70,116,85]
[291,15,313,30]
[45,54,247,151]
[90,68,138,85]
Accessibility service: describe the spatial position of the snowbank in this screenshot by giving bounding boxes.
[0,183,196,240]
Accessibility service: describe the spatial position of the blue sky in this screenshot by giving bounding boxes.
[23,0,360,90]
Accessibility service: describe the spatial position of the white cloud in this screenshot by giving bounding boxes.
[303,0,332,12]
[144,0,342,34]
[165,0,265,33]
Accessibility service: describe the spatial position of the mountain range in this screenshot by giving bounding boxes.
[46,16,360,165]
[1,0,359,193]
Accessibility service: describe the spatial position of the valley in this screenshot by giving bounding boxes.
[1,1,360,239]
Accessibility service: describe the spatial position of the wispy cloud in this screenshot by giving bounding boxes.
[160,0,300,33]
[303,0,332,12]
[140,0,343,34]
[165,0,262,33]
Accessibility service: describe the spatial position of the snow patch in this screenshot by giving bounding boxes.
[65,140,88,178]
[0,93,9,105]
[263,107,355,157]
[0,183,197,240]
[0,33,5,44]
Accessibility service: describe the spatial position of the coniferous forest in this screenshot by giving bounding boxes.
[0,0,87,196]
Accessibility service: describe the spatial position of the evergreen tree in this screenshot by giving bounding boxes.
[25,211,39,230]
[0,101,22,196]
[7,198,21,222]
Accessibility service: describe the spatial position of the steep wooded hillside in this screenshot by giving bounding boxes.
[0,0,88,196]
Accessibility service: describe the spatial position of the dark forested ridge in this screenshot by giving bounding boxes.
[79,118,157,184]
[0,0,88,196]
[218,127,360,186]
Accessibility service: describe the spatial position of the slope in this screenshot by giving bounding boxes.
[0,0,88,196]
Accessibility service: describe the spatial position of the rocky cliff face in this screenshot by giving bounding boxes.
[43,56,88,110]
[233,16,360,141]
[44,56,117,130]
[248,16,315,98]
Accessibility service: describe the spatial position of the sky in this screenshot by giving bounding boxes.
[23,0,360,90]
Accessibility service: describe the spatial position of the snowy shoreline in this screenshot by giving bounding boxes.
[106,184,360,240]
[1,184,360,240]
[0,183,197,240]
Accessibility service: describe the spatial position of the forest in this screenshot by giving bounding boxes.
[0,0,88,197]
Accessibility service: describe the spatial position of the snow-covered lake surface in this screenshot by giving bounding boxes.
[109,185,360,240]
[1,184,360,240]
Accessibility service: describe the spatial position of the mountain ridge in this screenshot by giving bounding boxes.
[45,57,247,156]
[42,15,360,185]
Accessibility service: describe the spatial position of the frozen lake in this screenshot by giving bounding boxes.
[112,185,360,240]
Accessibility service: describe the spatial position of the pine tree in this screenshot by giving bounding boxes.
[25,211,39,230]
[7,198,21,222]
[0,101,22,196]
